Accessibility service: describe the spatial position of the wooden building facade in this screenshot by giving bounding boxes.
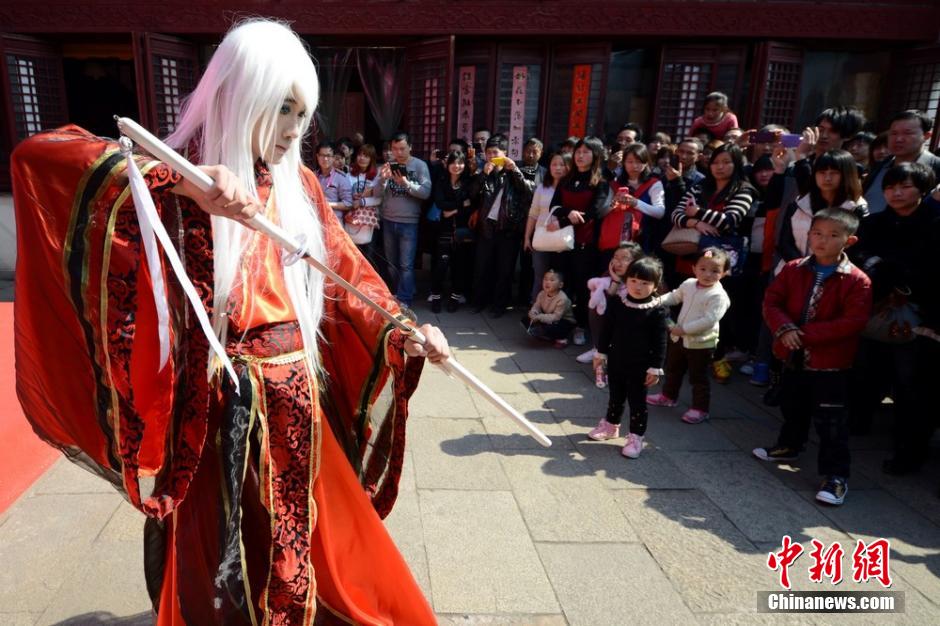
[1,0,939,189]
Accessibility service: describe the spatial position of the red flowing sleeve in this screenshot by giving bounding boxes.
[301,167,424,517]
[11,125,206,519]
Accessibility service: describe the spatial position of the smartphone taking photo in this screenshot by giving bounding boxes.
[750,131,801,148]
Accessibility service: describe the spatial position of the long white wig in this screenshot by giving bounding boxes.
[166,19,326,368]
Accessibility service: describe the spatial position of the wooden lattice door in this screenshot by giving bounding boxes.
[404,37,454,159]
[133,33,199,136]
[651,45,746,141]
[747,42,804,131]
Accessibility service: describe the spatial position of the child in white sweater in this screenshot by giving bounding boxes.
[526,269,577,347]
[647,248,731,423]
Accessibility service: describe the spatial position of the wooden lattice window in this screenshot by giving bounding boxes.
[5,53,67,141]
[0,36,68,190]
[900,61,940,120]
[418,73,441,156]
[494,46,544,147]
[653,46,746,141]
[405,37,454,159]
[761,61,801,126]
[747,43,803,130]
[152,54,196,136]
[134,34,199,135]
[657,62,712,140]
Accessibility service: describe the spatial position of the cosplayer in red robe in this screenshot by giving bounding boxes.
[11,19,444,625]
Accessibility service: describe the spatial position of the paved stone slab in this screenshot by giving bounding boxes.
[411,367,483,419]
[97,500,146,543]
[36,544,151,625]
[536,542,694,625]
[480,408,573,451]
[511,344,588,373]
[644,409,741,451]
[31,459,116,495]
[706,379,778,420]
[529,372,609,420]
[575,438,697,490]
[483,311,536,341]
[420,490,559,614]
[451,352,533,394]
[795,489,940,605]
[849,449,940,527]
[384,449,431,598]
[447,329,514,352]
[0,493,121,613]
[437,614,567,625]
[710,414,785,453]
[615,489,770,613]
[0,613,40,626]
[667,451,848,544]
[500,450,638,542]
[409,418,511,490]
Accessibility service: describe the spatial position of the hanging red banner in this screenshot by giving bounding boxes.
[567,64,592,138]
[508,65,528,160]
[456,66,476,144]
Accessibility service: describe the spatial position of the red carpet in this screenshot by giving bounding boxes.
[0,302,58,515]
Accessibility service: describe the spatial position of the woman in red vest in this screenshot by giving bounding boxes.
[599,143,666,258]
[549,137,610,346]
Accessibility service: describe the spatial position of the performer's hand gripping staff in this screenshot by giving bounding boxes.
[115,116,551,448]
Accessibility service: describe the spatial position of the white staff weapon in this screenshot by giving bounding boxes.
[115,116,551,447]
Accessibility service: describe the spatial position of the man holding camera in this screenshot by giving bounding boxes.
[471,134,535,317]
[375,131,432,308]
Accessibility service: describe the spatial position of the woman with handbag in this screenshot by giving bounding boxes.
[429,150,481,312]
[524,152,572,303]
[849,162,938,469]
[549,137,611,346]
[346,144,383,263]
[668,143,757,382]
[600,143,665,258]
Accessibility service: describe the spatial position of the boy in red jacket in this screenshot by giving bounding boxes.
[753,208,872,505]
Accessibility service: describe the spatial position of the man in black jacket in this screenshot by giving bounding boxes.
[863,110,940,214]
[471,134,535,316]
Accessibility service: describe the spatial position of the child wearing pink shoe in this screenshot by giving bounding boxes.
[647,247,731,423]
[588,258,669,458]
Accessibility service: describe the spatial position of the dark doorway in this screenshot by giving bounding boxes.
[63,57,138,137]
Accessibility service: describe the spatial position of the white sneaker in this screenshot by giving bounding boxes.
[621,433,644,458]
[724,349,750,363]
[576,348,596,363]
[573,328,587,346]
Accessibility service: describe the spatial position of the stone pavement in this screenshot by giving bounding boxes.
[1,298,939,625]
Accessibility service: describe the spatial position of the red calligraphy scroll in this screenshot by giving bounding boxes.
[567,64,592,138]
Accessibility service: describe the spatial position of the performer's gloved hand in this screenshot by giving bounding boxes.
[174,164,261,222]
[403,323,451,364]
